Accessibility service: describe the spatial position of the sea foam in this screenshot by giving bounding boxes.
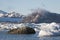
[38,22,60,37]
[0,22,60,37]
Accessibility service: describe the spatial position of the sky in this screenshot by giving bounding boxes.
[0,0,60,15]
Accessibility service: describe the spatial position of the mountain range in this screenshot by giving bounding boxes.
[0,9,60,23]
[0,10,24,23]
[22,9,60,23]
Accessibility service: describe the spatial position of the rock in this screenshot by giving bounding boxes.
[8,27,36,34]
[22,9,60,23]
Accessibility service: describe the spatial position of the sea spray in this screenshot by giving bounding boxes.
[38,22,60,37]
[0,22,60,37]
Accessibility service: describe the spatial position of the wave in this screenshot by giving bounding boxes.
[38,22,60,37]
[0,22,60,37]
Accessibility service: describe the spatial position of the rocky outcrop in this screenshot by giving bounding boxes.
[8,27,36,34]
[0,9,60,23]
[22,9,60,23]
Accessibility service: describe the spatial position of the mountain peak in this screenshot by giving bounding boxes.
[22,9,60,23]
[0,10,7,14]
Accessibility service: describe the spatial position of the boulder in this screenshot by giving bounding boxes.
[8,27,36,34]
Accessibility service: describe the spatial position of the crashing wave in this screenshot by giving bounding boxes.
[0,22,60,36]
[0,23,36,31]
[38,22,60,37]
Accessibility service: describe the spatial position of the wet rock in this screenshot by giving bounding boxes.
[8,27,36,34]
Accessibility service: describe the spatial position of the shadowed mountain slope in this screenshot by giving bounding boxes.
[22,9,60,23]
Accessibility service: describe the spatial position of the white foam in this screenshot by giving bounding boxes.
[0,23,36,31]
[38,22,60,37]
[0,22,60,37]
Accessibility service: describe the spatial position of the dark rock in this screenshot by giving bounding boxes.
[22,9,60,23]
[8,27,36,34]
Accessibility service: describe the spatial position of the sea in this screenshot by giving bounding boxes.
[0,31,60,40]
[0,22,60,40]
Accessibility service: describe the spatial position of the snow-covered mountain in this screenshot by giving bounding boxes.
[0,10,7,14]
[0,10,7,17]
[0,10,23,17]
[0,10,25,23]
[0,9,60,23]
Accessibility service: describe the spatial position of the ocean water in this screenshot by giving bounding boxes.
[0,22,60,40]
[0,31,60,40]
